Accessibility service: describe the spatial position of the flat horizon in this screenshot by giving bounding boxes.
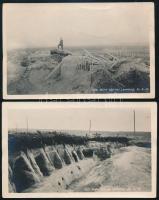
[4,3,153,50]
[7,44,150,51]
[8,128,151,134]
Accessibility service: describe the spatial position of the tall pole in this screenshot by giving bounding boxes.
[89,120,91,135]
[16,123,18,133]
[26,117,29,134]
[134,110,136,134]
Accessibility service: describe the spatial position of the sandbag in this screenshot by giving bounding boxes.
[35,148,54,176]
[76,148,85,160]
[9,180,16,193]
[13,151,40,192]
[95,147,110,160]
[26,149,43,178]
[72,150,80,162]
[8,165,16,192]
[44,149,55,166]
[55,145,65,163]
[53,151,63,169]
[106,144,112,154]
[63,149,72,165]
[45,147,63,169]
[65,146,75,162]
[43,146,55,166]
[82,148,94,158]
[9,165,13,179]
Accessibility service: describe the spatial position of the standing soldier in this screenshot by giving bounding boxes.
[58,37,64,50]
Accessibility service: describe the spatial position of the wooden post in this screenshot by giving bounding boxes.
[89,120,91,135]
[26,117,29,134]
[134,110,136,134]
[16,123,18,134]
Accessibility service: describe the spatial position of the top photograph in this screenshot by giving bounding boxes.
[3,2,155,99]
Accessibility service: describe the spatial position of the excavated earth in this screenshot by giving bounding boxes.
[68,146,151,192]
[8,140,151,193]
[7,48,150,94]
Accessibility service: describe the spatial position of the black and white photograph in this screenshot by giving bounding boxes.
[3,3,155,99]
[2,102,157,198]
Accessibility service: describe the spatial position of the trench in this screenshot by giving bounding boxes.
[9,140,128,193]
[8,132,151,193]
[67,146,151,192]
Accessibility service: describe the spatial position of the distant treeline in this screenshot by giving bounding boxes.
[8,131,131,153]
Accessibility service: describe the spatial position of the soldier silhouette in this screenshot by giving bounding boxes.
[58,37,63,50]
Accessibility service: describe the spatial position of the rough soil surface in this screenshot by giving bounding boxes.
[67,146,151,192]
[7,48,150,94]
[23,159,95,193]
[21,146,151,193]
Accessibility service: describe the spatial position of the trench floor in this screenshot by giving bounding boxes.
[67,146,151,192]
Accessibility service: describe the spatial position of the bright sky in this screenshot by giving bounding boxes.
[3,3,154,49]
[8,107,151,132]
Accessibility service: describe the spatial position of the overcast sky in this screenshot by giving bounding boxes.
[3,3,153,49]
[8,107,151,132]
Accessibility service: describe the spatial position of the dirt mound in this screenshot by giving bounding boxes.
[94,147,111,160]
[72,150,80,162]
[7,48,150,94]
[24,159,96,193]
[47,54,150,93]
[8,78,35,94]
[63,149,72,165]
[50,49,72,62]
[44,147,63,169]
[34,148,54,176]
[9,165,16,192]
[45,55,116,94]
[113,60,150,89]
[65,146,77,162]
[76,148,85,160]
[8,137,133,193]
[13,151,41,192]
[26,149,43,178]
[91,69,124,91]
[53,151,63,169]
[116,68,149,89]
[68,146,151,192]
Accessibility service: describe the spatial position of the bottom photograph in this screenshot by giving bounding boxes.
[2,102,157,198]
